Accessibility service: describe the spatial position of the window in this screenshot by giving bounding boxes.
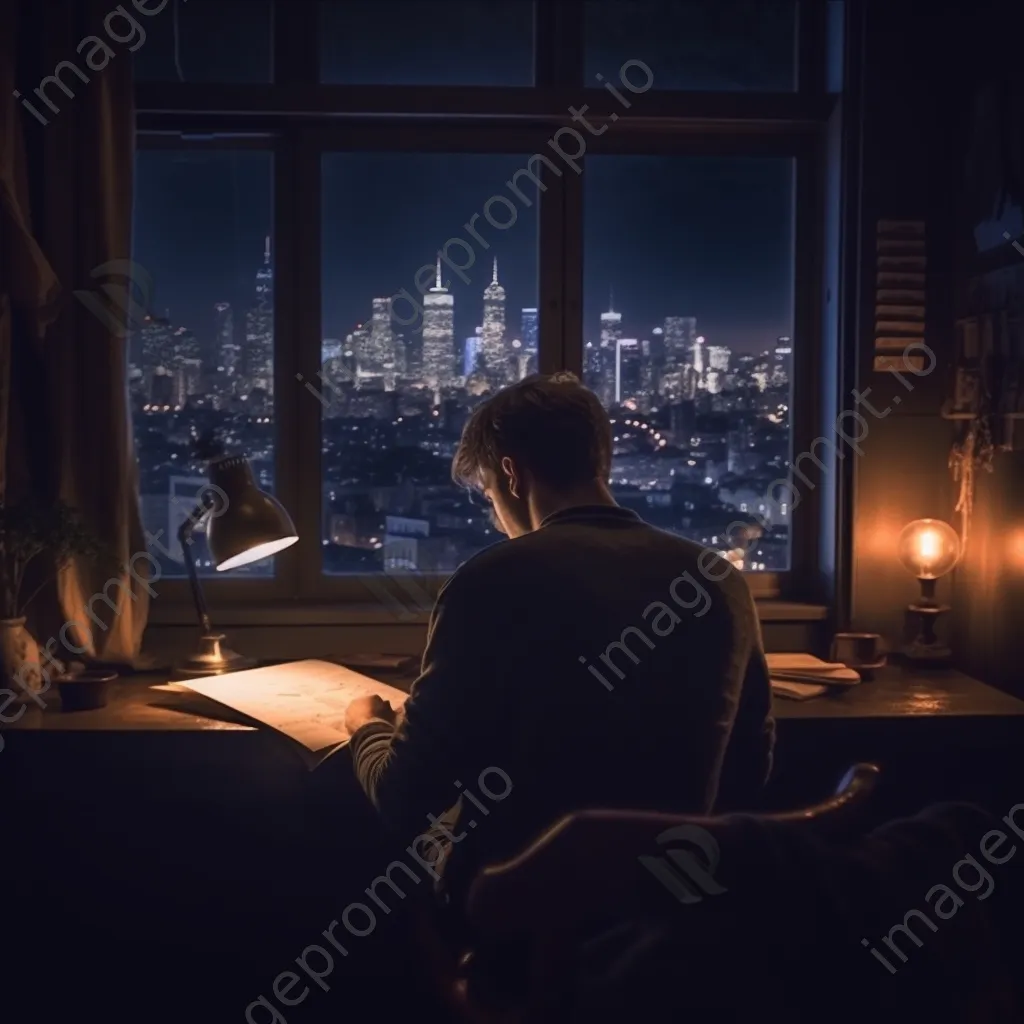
[320,0,535,86]
[320,153,539,574]
[131,148,276,578]
[584,0,798,92]
[133,0,273,83]
[583,156,795,571]
[134,1,839,607]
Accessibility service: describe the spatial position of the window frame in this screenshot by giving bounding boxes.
[135,0,840,618]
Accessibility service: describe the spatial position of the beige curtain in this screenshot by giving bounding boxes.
[0,0,149,664]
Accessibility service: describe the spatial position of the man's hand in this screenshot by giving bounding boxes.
[344,695,398,735]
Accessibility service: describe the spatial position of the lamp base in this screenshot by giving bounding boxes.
[903,641,953,669]
[173,633,256,678]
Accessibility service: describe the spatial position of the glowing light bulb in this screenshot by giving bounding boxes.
[897,519,960,579]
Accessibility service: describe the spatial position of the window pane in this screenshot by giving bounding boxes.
[584,156,795,571]
[130,149,276,578]
[585,0,797,91]
[320,153,539,574]
[320,1,534,86]
[133,0,272,83]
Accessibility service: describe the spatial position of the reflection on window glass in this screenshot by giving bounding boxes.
[319,153,539,574]
[585,0,797,91]
[320,1,534,86]
[131,149,276,578]
[584,156,795,571]
[133,0,272,83]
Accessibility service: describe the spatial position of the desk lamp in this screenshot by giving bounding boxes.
[176,454,298,678]
[897,518,961,668]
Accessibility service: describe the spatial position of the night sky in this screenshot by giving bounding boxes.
[131,1,796,359]
[133,150,792,358]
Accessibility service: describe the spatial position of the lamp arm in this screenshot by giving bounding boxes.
[178,501,213,634]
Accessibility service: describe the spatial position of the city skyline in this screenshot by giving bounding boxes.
[130,151,796,578]
[132,232,790,400]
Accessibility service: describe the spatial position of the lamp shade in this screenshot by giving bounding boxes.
[205,455,298,571]
[896,518,960,580]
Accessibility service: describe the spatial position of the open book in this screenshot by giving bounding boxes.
[173,660,410,769]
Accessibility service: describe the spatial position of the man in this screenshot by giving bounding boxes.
[344,372,774,904]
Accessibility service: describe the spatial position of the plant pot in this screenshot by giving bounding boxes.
[57,670,116,712]
[0,617,45,703]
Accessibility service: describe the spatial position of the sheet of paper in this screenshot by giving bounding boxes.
[765,653,860,686]
[766,653,845,672]
[771,679,828,700]
[177,660,409,765]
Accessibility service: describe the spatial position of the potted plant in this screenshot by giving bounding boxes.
[0,499,102,700]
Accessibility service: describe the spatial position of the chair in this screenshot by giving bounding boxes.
[434,762,881,1024]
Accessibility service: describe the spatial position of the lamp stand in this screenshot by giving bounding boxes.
[173,500,255,679]
[904,577,952,669]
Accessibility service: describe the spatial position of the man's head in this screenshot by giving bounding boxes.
[452,373,613,538]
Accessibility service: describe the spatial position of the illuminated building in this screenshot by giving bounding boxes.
[422,257,455,394]
[480,258,508,387]
[245,236,274,401]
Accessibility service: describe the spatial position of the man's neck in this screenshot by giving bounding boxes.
[528,482,617,530]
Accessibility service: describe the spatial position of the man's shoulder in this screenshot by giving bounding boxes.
[440,522,748,599]
[436,537,527,603]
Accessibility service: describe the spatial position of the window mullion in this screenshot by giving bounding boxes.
[561,157,585,376]
[284,127,324,599]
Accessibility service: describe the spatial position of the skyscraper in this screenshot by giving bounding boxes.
[692,334,707,378]
[480,258,508,388]
[615,338,640,405]
[520,308,538,357]
[464,333,481,377]
[138,314,175,385]
[215,302,238,385]
[594,295,622,406]
[772,336,793,387]
[708,345,731,372]
[422,257,455,394]
[245,236,274,401]
[364,297,397,389]
[663,316,696,373]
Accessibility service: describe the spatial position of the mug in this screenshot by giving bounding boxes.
[831,632,885,671]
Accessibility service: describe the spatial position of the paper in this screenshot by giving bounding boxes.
[765,652,860,687]
[771,679,828,701]
[177,660,409,768]
[766,654,844,672]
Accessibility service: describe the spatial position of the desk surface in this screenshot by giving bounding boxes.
[6,662,1024,735]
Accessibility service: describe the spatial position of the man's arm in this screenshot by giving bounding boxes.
[714,618,776,812]
[348,570,495,840]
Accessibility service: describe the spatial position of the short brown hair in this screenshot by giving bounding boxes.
[452,373,612,491]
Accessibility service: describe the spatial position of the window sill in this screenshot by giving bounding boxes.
[146,600,828,628]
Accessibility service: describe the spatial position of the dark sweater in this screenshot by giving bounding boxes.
[350,504,774,900]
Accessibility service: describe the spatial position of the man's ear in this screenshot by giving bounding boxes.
[500,456,520,499]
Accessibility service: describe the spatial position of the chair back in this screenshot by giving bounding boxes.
[467,762,881,940]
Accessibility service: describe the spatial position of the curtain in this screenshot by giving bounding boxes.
[0,0,149,664]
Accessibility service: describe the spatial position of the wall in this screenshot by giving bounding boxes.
[849,1,1024,695]
[945,0,1024,696]
[847,3,957,647]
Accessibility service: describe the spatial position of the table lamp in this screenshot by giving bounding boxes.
[896,518,961,668]
[175,454,298,678]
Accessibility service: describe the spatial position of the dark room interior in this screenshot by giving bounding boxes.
[4,1,1024,1021]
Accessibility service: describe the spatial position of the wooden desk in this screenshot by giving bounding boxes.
[7,661,1023,741]
[7,662,1024,811]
